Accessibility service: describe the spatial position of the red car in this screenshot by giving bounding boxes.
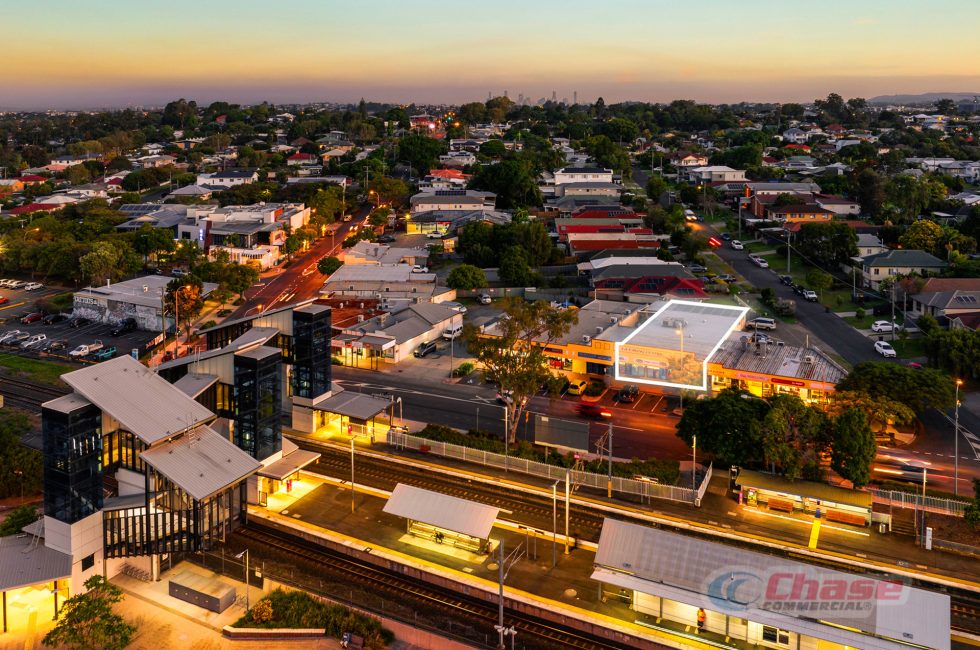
[576,403,611,419]
[0,296,8,305]
[20,312,44,324]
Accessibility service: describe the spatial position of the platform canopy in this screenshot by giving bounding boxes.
[383,483,499,539]
[258,438,321,480]
[313,387,391,421]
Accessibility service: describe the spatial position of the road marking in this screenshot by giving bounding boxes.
[0,302,26,311]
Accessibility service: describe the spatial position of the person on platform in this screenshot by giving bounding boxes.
[697,607,706,631]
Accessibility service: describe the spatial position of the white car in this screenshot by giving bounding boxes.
[442,301,467,314]
[426,232,444,239]
[753,257,769,269]
[478,293,492,305]
[730,240,744,250]
[802,289,818,302]
[411,265,428,273]
[21,334,47,349]
[871,320,897,333]
[23,282,43,291]
[874,340,897,358]
[6,280,25,289]
[0,330,23,344]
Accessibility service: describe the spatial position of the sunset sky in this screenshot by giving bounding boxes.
[5,0,980,109]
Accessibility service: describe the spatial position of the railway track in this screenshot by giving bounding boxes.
[0,375,67,410]
[233,523,629,650]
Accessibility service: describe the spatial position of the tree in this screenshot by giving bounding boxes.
[79,241,122,285]
[805,269,833,299]
[831,408,877,487]
[935,98,958,115]
[43,575,136,650]
[676,388,770,468]
[964,479,980,529]
[165,276,205,335]
[854,168,886,219]
[368,208,391,227]
[283,234,302,260]
[317,256,343,276]
[479,139,506,159]
[469,159,541,209]
[0,505,40,536]
[396,134,446,175]
[645,175,668,203]
[465,299,578,443]
[827,389,916,434]
[794,221,858,268]
[759,395,831,480]
[446,264,487,290]
[223,263,260,301]
[899,219,944,254]
[131,225,176,264]
[498,247,535,286]
[836,361,955,413]
[582,135,630,174]
[0,411,41,500]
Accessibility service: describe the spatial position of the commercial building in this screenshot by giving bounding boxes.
[592,518,949,650]
[72,275,218,332]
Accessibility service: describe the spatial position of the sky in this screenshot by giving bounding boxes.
[4,0,980,109]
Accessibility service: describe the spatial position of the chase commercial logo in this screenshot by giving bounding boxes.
[704,566,908,619]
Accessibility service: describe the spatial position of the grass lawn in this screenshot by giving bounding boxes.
[743,241,775,254]
[0,355,73,385]
[843,313,878,329]
[892,337,927,359]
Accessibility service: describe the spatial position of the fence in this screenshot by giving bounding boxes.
[695,463,714,506]
[865,488,969,517]
[386,431,703,505]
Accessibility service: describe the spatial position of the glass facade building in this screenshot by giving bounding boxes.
[42,399,104,524]
[233,346,283,460]
[291,304,331,400]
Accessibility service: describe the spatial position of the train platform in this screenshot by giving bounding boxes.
[289,428,980,591]
[251,473,770,650]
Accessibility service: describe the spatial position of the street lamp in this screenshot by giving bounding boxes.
[234,549,250,611]
[954,379,963,496]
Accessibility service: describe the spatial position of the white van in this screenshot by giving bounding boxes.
[442,324,463,340]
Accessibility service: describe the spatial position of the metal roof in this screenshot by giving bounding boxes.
[258,448,321,480]
[41,392,91,414]
[618,300,749,360]
[62,356,215,446]
[140,425,261,501]
[312,387,391,421]
[173,373,219,399]
[735,469,872,509]
[709,339,847,386]
[0,530,72,591]
[593,518,949,650]
[383,483,499,539]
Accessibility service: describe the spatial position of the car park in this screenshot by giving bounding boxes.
[478,293,492,305]
[616,385,639,403]
[567,379,588,396]
[802,290,818,302]
[23,282,43,291]
[730,239,744,250]
[871,320,898,333]
[746,317,776,331]
[779,275,793,286]
[576,403,611,419]
[413,340,437,358]
[111,318,138,336]
[42,313,68,325]
[874,340,897,358]
[21,312,45,324]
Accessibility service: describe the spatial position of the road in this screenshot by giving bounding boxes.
[229,204,372,319]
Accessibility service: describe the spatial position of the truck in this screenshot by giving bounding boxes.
[69,340,104,358]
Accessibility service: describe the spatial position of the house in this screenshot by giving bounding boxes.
[196,170,258,188]
[406,209,511,235]
[15,174,49,186]
[854,233,888,258]
[438,151,477,167]
[589,263,706,300]
[908,278,980,324]
[321,264,439,303]
[814,194,861,216]
[768,203,834,223]
[409,190,496,214]
[343,241,429,267]
[553,167,614,185]
[554,182,623,199]
[860,250,948,290]
[0,179,25,195]
[682,165,747,184]
[346,303,463,364]
[137,154,177,169]
[669,152,708,168]
[287,153,318,166]
[166,184,214,201]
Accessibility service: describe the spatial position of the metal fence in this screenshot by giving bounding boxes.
[386,431,702,505]
[695,463,714,506]
[865,488,969,517]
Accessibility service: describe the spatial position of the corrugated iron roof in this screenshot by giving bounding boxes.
[62,356,214,446]
[0,531,72,591]
[383,483,499,539]
[140,425,260,501]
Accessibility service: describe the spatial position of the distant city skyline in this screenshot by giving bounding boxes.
[5,0,980,110]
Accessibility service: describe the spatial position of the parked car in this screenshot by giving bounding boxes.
[342,213,353,222]
[6,280,25,289]
[413,340,437,358]
[68,317,90,328]
[802,290,818,302]
[496,389,514,405]
[616,385,639,403]
[21,334,47,349]
[874,340,897,358]
[20,312,45,324]
[425,232,444,239]
[93,347,117,361]
[749,332,772,345]
[478,293,492,305]
[576,403,611,419]
[0,330,24,344]
[751,256,769,269]
[5,332,30,345]
[0,296,8,305]
[792,284,805,296]
[688,264,707,274]
[376,234,396,243]
[720,233,732,241]
[111,317,138,336]
[442,324,463,340]
[779,275,794,286]
[411,265,429,273]
[171,268,188,277]
[442,302,467,314]
[42,313,67,325]
[718,274,737,283]
[69,340,104,358]
[23,282,43,291]
[0,279,12,287]
[746,317,777,331]
[730,239,744,250]
[47,339,69,351]
[871,320,898,333]
[567,379,588,396]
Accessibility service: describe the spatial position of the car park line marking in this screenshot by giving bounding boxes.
[0,302,26,311]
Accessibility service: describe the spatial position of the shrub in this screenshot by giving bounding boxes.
[331,356,344,365]
[583,381,604,397]
[250,599,274,624]
[452,362,475,377]
[855,307,865,319]
[200,320,217,330]
[760,287,776,306]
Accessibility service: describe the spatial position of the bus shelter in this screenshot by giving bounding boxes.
[736,468,872,526]
[383,483,499,553]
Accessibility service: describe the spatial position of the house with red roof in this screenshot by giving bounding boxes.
[287,153,317,166]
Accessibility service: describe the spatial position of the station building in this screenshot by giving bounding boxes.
[72,275,218,332]
[593,518,950,650]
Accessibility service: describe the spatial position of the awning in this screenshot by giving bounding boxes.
[258,449,321,480]
[736,469,872,509]
[383,483,499,539]
[312,388,391,420]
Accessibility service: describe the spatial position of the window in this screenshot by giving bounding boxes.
[81,553,95,571]
[762,626,790,645]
